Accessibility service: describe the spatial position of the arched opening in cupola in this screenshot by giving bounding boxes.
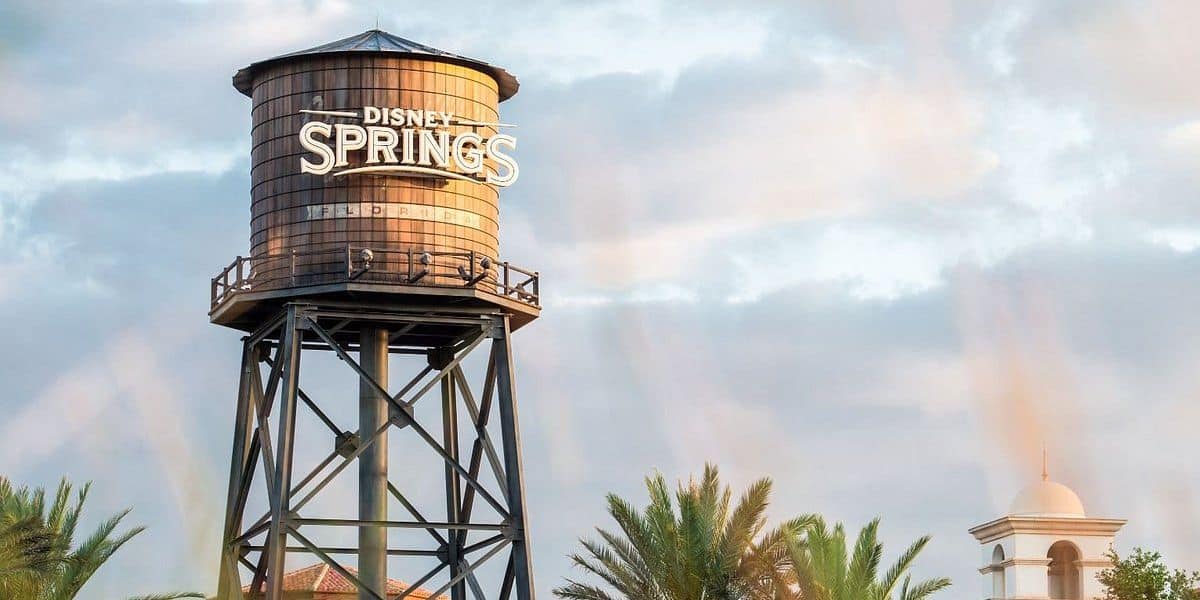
[991,544,1006,599]
[1047,541,1081,599]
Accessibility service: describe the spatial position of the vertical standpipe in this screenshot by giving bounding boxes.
[359,327,389,598]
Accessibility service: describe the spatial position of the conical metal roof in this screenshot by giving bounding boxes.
[233,29,519,101]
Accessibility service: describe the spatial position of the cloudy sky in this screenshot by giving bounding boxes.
[1,0,1199,596]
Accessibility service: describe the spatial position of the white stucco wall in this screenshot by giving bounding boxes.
[976,529,1116,599]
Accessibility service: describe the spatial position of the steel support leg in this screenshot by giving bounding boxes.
[217,341,258,599]
[359,326,389,599]
[266,306,302,599]
[492,316,536,600]
[441,354,464,600]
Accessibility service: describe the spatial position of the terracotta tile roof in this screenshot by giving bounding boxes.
[242,563,446,598]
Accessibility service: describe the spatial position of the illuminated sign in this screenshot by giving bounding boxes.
[297,106,519,186]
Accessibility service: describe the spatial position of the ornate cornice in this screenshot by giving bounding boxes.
[1004,558,1054,567]
[969,515,1126,543]
[978,558,1054,573]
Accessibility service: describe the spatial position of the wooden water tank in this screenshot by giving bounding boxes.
[240,30,517,286]
[210,30,539,331]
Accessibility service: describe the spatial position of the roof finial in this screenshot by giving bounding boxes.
[1041,444,1048,482]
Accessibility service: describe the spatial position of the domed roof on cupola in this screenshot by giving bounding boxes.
[1009,479,1086,517]
[233,29,520,101]
[1008,452,1086,518]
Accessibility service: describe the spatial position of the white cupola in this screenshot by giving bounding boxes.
[969,457,1125,600]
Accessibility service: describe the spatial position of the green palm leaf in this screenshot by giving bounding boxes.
[0,477,202,599]
[789,517,950,600]
[554,464,798,600]
[898,574,952,600]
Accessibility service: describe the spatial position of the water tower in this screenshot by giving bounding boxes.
[210,30,540,600]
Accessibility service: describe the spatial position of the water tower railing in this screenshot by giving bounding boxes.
[210,245,540,312]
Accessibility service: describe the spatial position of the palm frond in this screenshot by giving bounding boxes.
[897,575,952,600]
[554,579,625,600]
[555,465,791,600]
[719,478,772,573]
[791,518,949,600]
[847,518,882,596]
[877,535,932,597]
[0,477,201,600]
[126,593,206,600]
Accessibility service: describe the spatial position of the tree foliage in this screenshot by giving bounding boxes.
[553,464,813,600]
[789,517,950,600]
[0,477,202,600]
[553,464,951,600]
[1098,547,1200,600]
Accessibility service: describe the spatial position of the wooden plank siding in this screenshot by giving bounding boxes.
[247,55,503,287]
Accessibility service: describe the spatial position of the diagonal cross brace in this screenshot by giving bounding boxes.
[288,527,386,600]
[306,315,482,409]
[453,365,508,501]
[301,319,510,517]
[422,540,512,600]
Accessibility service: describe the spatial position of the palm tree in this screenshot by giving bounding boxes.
[789,517,950,600]
[0,477,202,600]
[0,478,64,598]
[554,464,813,600]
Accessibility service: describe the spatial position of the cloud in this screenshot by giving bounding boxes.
[504,48,1007,302]
[2,0,1200,596]
[1017,0,1200,117]
[0,355,119,470]
[1147,227,1200,253]
[0,317,222,580]
[390,0,771,86]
